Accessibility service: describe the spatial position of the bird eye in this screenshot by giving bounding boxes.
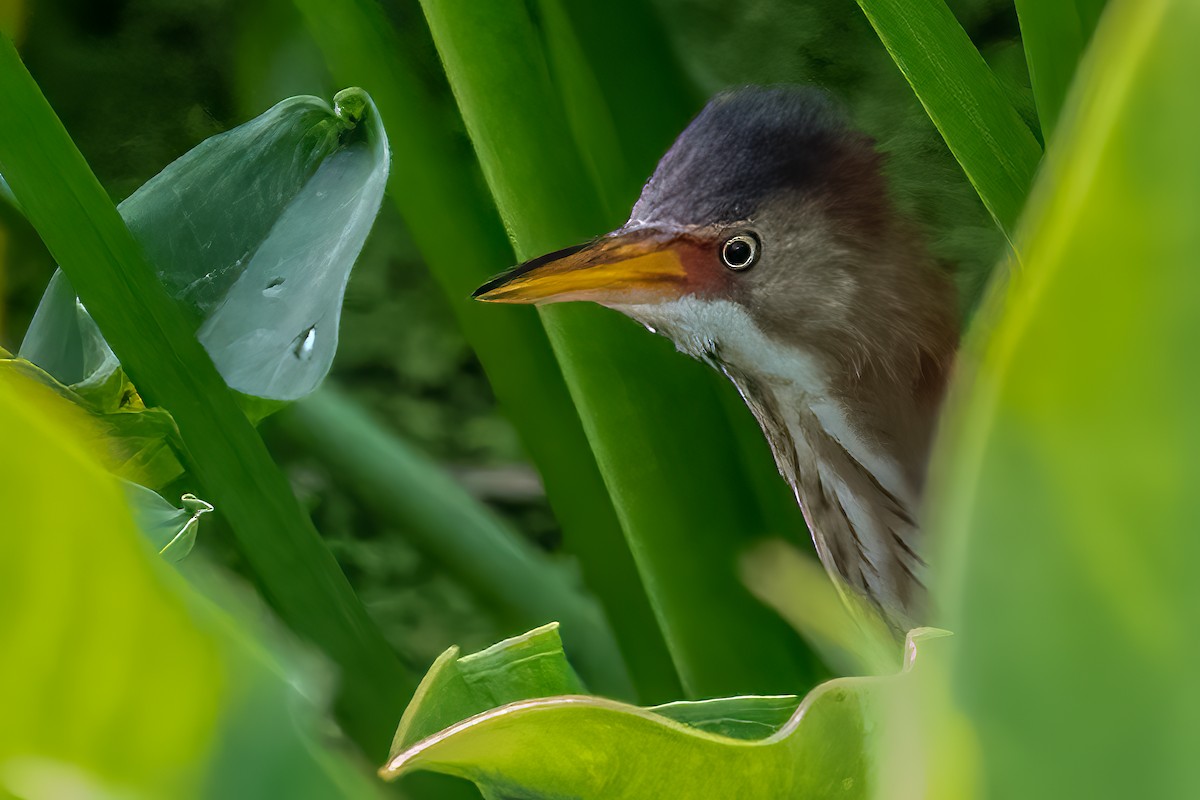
[720,233,760,271]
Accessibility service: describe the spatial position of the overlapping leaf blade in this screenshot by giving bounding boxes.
[0,371,381,799]
[0,40,409,755]
[855,0,1043,235]
[929,1,1200,797]
[382,624,947,799]
[292,0,681,703]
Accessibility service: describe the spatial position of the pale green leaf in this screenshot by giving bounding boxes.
[123,482,212,562]
[0,370,382,798]
[382,627,948,798]
[930,1,1200,797]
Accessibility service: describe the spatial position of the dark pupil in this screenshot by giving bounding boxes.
[724,239,752,266]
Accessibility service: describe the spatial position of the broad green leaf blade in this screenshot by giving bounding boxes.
[0,40,409,757]
[419,0,821,700]
[282,387,634,698]
[23,89,388,402]
[123,481,212,561]
[930,1,1200,797]
[855,0,1043,236]
[1014,0,1109,139]
[0,372,383,798]
[293,0,682,704]
[383,627,948,798]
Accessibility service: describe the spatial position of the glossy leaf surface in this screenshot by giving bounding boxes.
[383,625,947,799]
[22,89,388,401]
[856,0,1043,235]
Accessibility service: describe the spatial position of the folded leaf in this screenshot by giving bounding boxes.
[21,88,389,402]
[383,625,948,799]
[123,482,212,562]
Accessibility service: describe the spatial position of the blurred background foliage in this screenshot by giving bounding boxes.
[0,0,1025,690]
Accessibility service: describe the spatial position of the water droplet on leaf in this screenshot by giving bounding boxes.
[293,326,317,361]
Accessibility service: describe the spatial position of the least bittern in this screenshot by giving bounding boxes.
[475,86,958,632]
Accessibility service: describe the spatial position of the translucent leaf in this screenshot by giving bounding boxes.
[19,270,118,392]
[0,349,185,490]
[930,1,1200,797]
[0,369,385,797]
[383,624,948,799]
[123,482,212,562]
[21,88,389,402]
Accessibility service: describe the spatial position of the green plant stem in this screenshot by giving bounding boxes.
[0,35,406,760]
[856,0,1043,236]
[280,386,634,698]
[536,0,815,553]
[418,0,822,698]
[293,0,682,703]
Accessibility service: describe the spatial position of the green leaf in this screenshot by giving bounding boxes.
[1014,0,1110,139]
[0,370,383,798]
[281,386,634,698]
[930,1,1200,797]
[418,0,822,700]
[0,39,409,757]
[293,0,682,704]
[388,623,585,759]
[0,350,186,490]
[740,540,898,677]
[855,0,1043,236]
[123,481,212,561]
[22,89,388,402]
[382,626,948,798]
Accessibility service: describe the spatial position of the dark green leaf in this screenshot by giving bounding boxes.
[294,0,684,703]
[418,0,822,700]
[856,0,1043,235]
[281,386,634,698]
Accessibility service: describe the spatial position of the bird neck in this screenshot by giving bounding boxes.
[691,299,951,627]
[719,352,937,627]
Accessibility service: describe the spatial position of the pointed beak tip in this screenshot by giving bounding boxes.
[471,274,515,302]
[470,231,690,307]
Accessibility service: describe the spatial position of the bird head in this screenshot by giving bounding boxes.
[475,85,957,402]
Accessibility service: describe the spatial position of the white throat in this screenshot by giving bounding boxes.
[609,295,914,506]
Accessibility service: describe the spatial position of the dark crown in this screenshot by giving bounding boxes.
[631,86,869,227]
